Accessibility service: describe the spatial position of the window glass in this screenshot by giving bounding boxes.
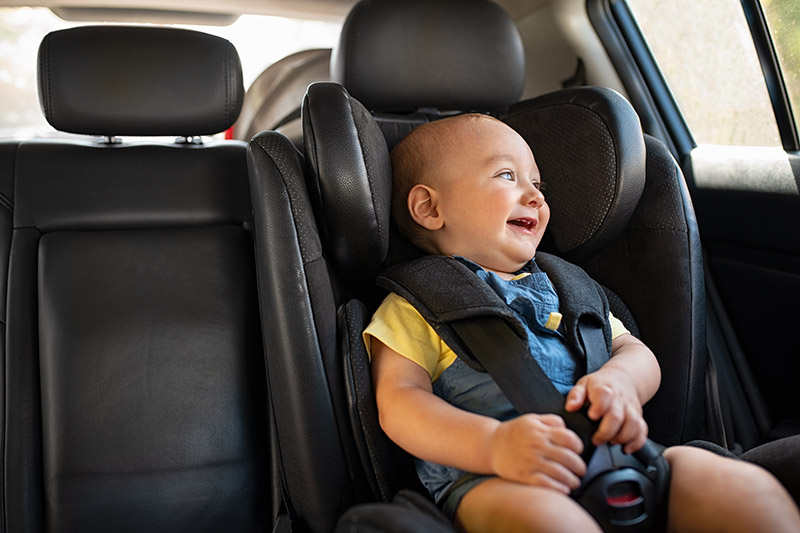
[627,0,781,147]
[0,7,340,139]
[761,0,800,127]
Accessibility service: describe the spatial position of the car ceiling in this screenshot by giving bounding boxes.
[0,0,548,24]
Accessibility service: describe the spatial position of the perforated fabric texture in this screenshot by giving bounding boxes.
[627,137,688,232]
[499,87,645,264]
[503,105,617,253]
[578,136,706,445]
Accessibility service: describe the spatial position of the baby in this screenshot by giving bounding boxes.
[364,113,800,532]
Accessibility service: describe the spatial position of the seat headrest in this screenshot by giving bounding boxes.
[331,0,524,112]
[38,26,243,136]
[500,87,646,262]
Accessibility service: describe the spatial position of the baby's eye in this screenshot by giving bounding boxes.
[533,180,546,191]
[497,171,514,181]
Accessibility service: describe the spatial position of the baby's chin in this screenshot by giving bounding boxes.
[481,258,534,279]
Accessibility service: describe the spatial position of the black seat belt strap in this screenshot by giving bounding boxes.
[449,316,597,456]
[578,320,607,375]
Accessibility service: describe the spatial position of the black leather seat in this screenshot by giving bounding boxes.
[246,0,707,530]
[3,26,269,531]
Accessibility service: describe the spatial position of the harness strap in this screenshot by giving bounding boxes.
[450,315,597,457]
[578,320,608,375]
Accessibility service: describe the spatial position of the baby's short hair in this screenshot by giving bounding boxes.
[389,113,498,249]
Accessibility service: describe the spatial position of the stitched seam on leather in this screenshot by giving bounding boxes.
[0,143,15,214]
[349,98,384,247]
[42,35,53,124]
[304,100,327,245]
[0,193,12,213]
[345,305,390,501]
[253,134,316,265]
[225,44,232,127]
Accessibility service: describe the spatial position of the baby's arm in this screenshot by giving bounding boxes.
[564,333,660,453]
[371,338,587,494]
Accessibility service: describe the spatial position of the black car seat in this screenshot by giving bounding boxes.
[232,48,332,145]
[325,0,706,448]
[2,26,271,531]
[246,0,707,530]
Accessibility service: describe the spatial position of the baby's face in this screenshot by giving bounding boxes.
[428,117,549,278]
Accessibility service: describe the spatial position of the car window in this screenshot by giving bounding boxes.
[761,0,799,127]
[0,7,340,139]
[626,0,781,148]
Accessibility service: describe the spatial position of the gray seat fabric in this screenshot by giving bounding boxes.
[3,25,270,531]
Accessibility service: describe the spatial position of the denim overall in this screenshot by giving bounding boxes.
[416,257,577,512]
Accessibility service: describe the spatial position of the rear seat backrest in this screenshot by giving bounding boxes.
[4,26,268,531]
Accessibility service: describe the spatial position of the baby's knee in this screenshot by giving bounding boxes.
[456,480,601,533]
[667,445,789,505]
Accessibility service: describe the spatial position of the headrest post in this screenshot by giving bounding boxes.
[175,136,204,145]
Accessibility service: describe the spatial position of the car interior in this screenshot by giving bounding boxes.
[1,0,798,531]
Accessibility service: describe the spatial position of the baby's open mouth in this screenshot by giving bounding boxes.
[508,218,537,230]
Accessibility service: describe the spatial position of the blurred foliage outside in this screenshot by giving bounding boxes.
[763,0,800,132]
[629,0,798,148]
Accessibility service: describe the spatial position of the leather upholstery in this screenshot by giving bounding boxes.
[38,26,243,136]
[331,0,524,112]
[4,26,268,531]
[14,142,251,231]
[248,132,360,533]
[303,82,391,303]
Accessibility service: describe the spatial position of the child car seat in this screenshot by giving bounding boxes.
[246,0,707,530]
[325,0,706,449]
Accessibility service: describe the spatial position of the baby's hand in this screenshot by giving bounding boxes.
[489,413,586,494]
[565,367,648,454]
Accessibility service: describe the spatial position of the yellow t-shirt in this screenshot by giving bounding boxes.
[364,292,630,382]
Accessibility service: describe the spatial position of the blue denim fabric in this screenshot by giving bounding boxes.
[416,257,577,505]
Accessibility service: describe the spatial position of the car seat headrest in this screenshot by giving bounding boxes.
[303,82,392,296]
[500,87,646,262]
[38,26,243,136]
[331,0,524,113]
[303,83,645,296]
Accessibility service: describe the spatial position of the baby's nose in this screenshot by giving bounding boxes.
[525,185,545,205]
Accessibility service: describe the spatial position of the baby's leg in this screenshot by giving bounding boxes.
[665,445,800,532]
[454,478,601,533]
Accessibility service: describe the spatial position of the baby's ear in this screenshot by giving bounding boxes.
[407,184,443,230]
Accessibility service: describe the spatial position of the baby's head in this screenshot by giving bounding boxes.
[389,113,549,278]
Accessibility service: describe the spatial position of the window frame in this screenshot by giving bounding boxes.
[740,0,798,151]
